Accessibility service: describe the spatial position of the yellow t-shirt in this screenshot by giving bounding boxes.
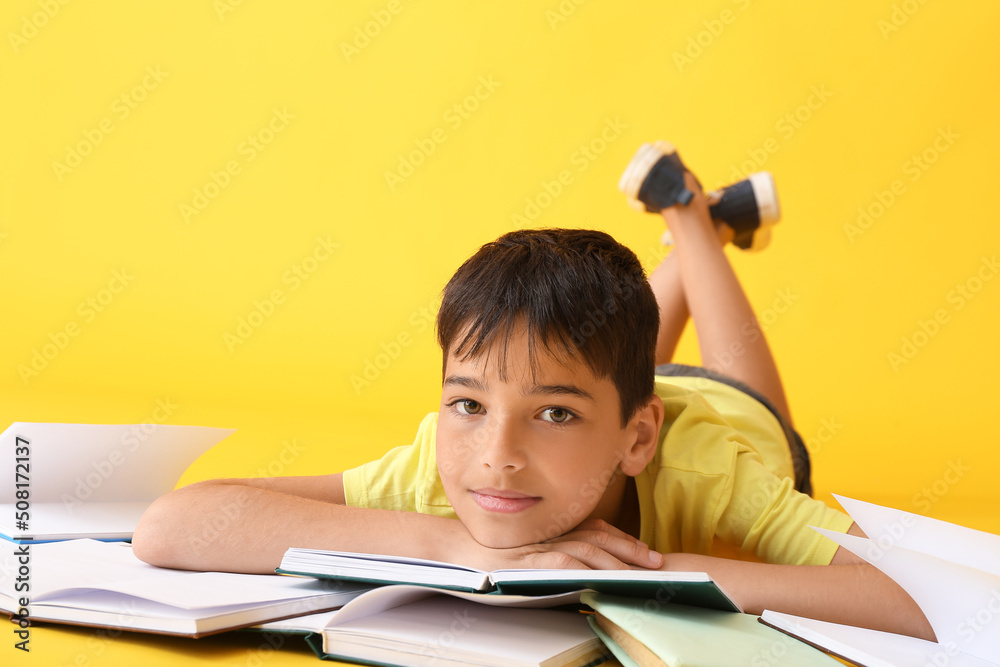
[342,378,853,566]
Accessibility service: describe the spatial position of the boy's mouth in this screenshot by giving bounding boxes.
[470,488,541,513]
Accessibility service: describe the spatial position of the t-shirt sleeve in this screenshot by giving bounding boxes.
[342,413,440,512]
[716,448,855,565]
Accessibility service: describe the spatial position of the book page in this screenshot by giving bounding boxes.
[0,422,234,541]
[323,584,585,626]
[0,502,148,541]
[761,610,999,667]
[2,540,367,612]
[813,528,1000,663]
[323,595,606,667]
[0,422,234,504]
[278,547,492,591]
[834,495,1000,577]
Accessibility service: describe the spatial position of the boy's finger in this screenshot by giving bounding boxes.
[547,529,663,569]
[551,542,629,570]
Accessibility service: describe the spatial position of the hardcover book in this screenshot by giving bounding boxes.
[277,547,741,612]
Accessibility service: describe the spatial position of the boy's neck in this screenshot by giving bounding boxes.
[612,476,642,539]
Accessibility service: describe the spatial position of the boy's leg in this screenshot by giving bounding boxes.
[658,172,793,426]
[648,252,689,365]
[648,222,733,365]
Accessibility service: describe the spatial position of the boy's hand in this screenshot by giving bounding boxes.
[461,519,664,571]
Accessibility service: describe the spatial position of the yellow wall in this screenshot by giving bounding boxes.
[3,1,999,536]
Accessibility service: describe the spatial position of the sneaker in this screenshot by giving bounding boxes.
[619,141,697,213]
[708,171,781,251]
[620,142,781,251]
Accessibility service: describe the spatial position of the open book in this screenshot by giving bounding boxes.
[582,592,841,667]
[0,539,369,637]
[257,584,610,667]
[760,495,1000,666]
[277,548,741,612]
[0,422,234,543]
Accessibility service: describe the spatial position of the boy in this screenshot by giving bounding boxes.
[132,158,934,641]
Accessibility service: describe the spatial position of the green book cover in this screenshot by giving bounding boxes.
[580,592,842,667]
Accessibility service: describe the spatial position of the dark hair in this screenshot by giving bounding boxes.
[436,228,659,426]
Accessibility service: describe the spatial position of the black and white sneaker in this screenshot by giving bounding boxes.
[620,141,781,251]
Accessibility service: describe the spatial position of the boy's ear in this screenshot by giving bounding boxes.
[620,394,663,477]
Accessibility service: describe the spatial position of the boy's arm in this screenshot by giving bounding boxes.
[131,474,469,573]
[131,476,661,574]
[658,522,936,641]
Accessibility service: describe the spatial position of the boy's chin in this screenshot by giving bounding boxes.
[468,527,536,550]
[464,520,568,551]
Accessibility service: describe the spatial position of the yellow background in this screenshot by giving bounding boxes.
[3,0,998,664]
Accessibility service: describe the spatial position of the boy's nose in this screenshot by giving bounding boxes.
[479,417,527,472]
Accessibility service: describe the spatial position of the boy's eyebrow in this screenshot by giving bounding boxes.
[526,384,595,401]
[443,375,489,392]
[442,376,594,402]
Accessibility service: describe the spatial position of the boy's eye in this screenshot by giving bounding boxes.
[540,407,574,424]
[455,399,483,415]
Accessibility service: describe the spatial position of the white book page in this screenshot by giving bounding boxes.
[834,495,1000,577]
[281,548,486,573]
[5,540,364,611]
[490,569,711,583]
[0,422,234,505]
[814,528,1000,664]
[0,501,147,540]
[279,548,491,590]
[323,596,603,667]
[325,584,584,627]
[762,610,998,667]
[255,608,343,634]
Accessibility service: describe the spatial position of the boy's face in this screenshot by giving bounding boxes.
[436,324,654,549]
